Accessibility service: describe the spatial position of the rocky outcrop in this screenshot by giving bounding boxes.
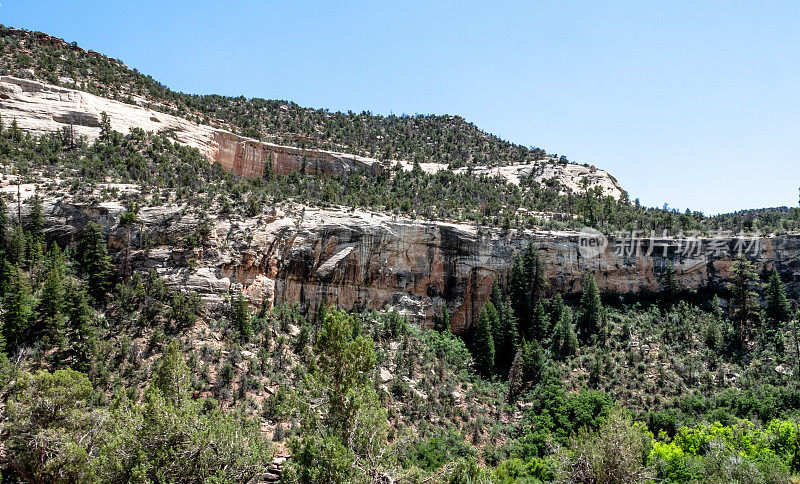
[29,193,800,333]
[396,159,625,199]
[0,75,628,196]
[0,75,383,178]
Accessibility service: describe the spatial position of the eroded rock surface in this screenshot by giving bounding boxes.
[29,195,800,333]
[0,75,383,178]
[0,75,625,195]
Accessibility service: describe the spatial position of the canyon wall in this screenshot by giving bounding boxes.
[36,196,800,333]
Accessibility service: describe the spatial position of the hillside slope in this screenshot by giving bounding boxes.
[0,25,624,199]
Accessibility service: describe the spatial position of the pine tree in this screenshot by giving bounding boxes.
[510,244,549,341]
[8,224,25,268]
[39,244,66,347]
[662,261,677,302]
[152,339,192,405]
[496,296,519,375]
[490,282,504,314]
[726,255,761,349]
[765,268,791,328]
[0,196,8,256]
[530,299,548,343]
[521,339,545,385]
[231,291,252,342]
[27,195,45,245]
[552,307,578,358]
[264,155,275,181]
[578,272,604,343]
[711,294,724,319]
[81,221,112,303]
[99,111,112,142]
[507,347,524,401]
[523,244,548,302]
[25,231,43,271]
[473,304,496,377]
[2,263,34,348]
[64,280,96,371]
[510,254,527,321]
[704,319,721,351]
[549,294,565,328]
[435,303,450,332]
[484,300,500,345]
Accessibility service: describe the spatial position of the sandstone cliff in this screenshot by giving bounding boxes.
[0,76,383,178]
[25,188,800,333]
[0,75,624,197]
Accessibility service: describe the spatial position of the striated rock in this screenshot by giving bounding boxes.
[0,75,625,196]
[30,195,800,333]
[0,75,383,179]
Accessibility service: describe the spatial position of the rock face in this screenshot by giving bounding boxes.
[0,75,383,178]
[34,196,800,333]
[0,75,626,196]
[396,159,625,199]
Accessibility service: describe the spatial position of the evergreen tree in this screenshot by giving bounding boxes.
[549,294,565,328]
[2,263,34,348]
[496,296,519,375]
[25,232,42,271]
[523,244,548,302]
[530,299,548,343]
[704,319,722,351]
[484,300,500,346]
[99,111,112,142]
[152,339,192,405]
[39,244,66,347]
[511,244,549,340]
[231,291,252,342]
[490,282,504,314]
[0,196,8,256]
[167,291,202,331]
[662,261,677,302]
[507,347,524,401]
[473,303,496,377]
[287,308,388,481]
[521,339,545,385]
[435,303,451,332]
[510,254,527,320]
[711,294,724,319]
[27,195,45,245]
[8,224,25,268]
[727,255,761,349]
[765,268,791,328]
[64,280,96,371]
[552,307,579,358]
[578,272,604,343]
[80,221,112,303]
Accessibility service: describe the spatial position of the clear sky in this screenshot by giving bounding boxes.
[1,1,798,214]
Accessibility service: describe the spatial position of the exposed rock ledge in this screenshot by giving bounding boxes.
[33,195,800,333]
[0,75,624,197]
[0,75,382,178]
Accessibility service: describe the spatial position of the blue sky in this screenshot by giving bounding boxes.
[1,1,798,214]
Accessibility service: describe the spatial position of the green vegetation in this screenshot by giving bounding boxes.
[3,23,800,483]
